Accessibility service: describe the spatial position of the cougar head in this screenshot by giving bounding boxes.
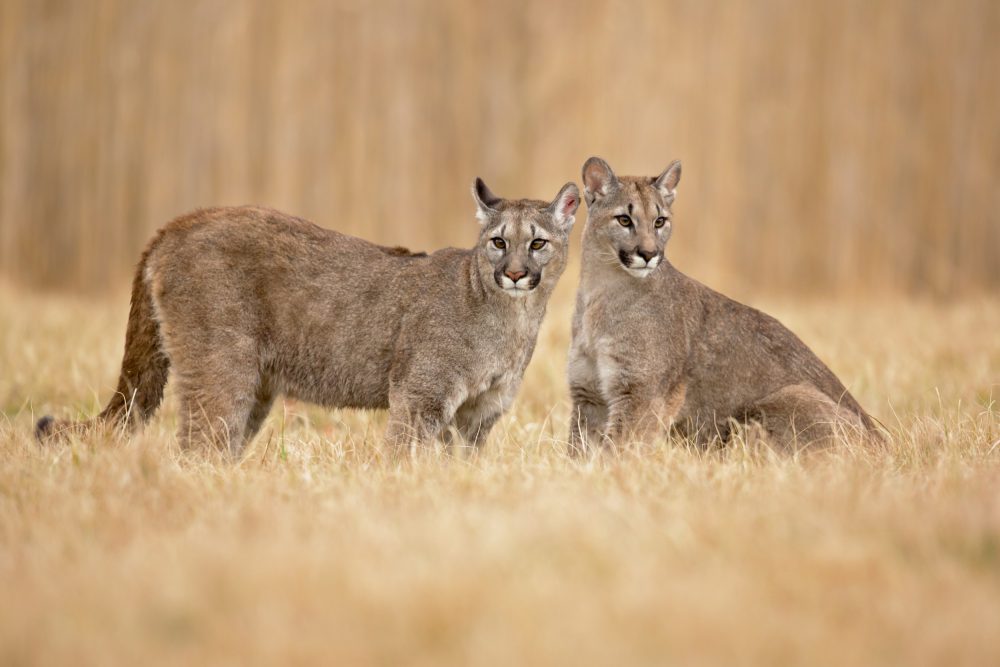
[471,178,579,297]
[581,156,681,279]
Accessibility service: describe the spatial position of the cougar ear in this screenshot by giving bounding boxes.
[654,160,682,204]
[582,156,619,206]
[472,178,502,224]
[548,182,580,233]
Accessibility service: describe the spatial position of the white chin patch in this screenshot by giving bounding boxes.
[624,266,655,278]
[500,275,534,296]
[622,253,660,278]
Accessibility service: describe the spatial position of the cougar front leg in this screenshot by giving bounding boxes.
[567,352,608,455]
[453,407,502,451]
[449,382,516,453]
[384,387,459,459]
[602,389,654,448]
[603,379,688,447]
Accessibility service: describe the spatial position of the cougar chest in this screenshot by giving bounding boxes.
[465,307,534,388]
[580,287,630,354]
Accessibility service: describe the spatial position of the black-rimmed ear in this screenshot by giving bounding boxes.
[548,182,580,233]
[582,157,619,206]
[654,160,682,204]
[472,178,502,224]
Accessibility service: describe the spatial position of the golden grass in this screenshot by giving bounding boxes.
[3,0,999,295]
[2,281,999,665]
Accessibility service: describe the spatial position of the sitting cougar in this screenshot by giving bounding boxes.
[36,179,580,457]
[567,156,879,452]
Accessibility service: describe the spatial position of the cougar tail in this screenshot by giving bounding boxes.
[35,248,170,442]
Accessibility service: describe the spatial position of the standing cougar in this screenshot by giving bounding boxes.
[567,156,879,452]
[36,179,580,457]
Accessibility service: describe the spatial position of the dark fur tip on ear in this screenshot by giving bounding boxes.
[472,178,503,223]
[472,178,502,209]
[655,160,682,198]
[581,156,618,204]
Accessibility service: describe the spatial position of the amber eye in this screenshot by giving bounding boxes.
[530,239,547,251]
[492,237,506,250]
[615,215,632,227]
[654,216,669,228]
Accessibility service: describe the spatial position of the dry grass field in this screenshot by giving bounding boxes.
[3,0,999,295]
[2,2,999,663]
[1,277,998,665]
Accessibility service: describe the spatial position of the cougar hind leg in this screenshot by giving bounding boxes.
[741,383,868,453]
[167,332,264,459]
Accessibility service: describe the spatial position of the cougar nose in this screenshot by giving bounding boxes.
[505,269,527,282]
[637,248,657,263]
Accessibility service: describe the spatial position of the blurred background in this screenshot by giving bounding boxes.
[1,0,997,296]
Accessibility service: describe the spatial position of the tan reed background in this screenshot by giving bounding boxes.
[1,0,998,295]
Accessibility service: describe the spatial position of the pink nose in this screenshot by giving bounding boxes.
[505,269,527,282]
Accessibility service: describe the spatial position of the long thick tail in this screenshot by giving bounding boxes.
[36,249,170,442]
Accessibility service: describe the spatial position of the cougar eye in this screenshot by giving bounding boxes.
[654,217,668,228]
[529,239,547,251]
[491,237,507,250]
[615,215,632,227]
